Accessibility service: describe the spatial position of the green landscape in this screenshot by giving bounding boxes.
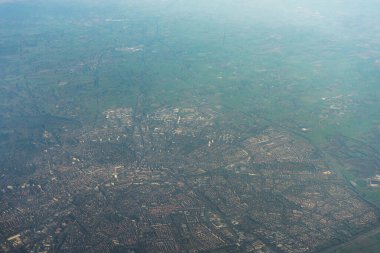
[1,0,380,252]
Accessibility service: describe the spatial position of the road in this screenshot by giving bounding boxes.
[320,225,380,253]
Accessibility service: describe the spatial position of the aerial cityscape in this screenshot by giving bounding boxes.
[1,0,380,252]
